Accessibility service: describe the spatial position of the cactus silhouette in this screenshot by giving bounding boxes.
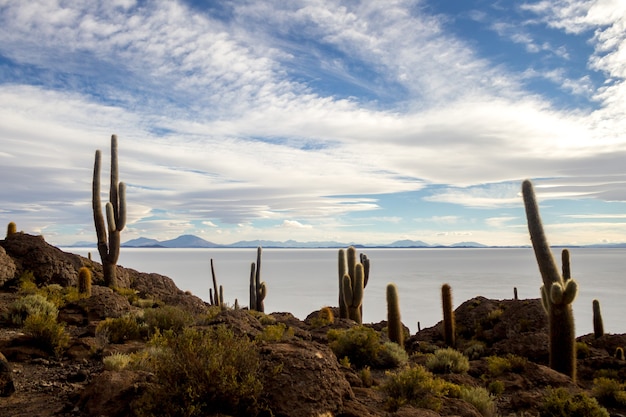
[522,179,577,380]
[78,267,92,296]
[92,135,126,288]
[441,283,455,348]
[386,283,404,347]
[249,247,266,312]
[592,299,604,339]
[210,258,223,307]
[338,249,349,319]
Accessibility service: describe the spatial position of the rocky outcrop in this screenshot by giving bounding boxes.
[0,247,16,287]
[0,352,15,397]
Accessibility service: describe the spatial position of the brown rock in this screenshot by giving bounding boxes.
[0,246,16,286]
[78,370,149,417]
[76,285,136,321]
[0,352,15,396]
[259,340,354,417]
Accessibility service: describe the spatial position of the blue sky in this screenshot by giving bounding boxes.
[0,0,625,246]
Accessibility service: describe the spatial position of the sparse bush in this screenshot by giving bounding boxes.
[425,347,470,374]
[376,341,409,368]
[486,354,527,376]
[256,322,294,342]
[576,341,591,359]
[95,314,142,344]
[540,387,609,417]
[310,306,335,327]
[133,326,262,417]
[103,353,132,371]
[17,270,37,293]
[360,366,373,387]
[380,364,459,412]
[328,326,381,369]
[464,341,486,360]
[460,386,497,417]
[592,377,626,408]
[142,305,193,335]
[23,313,70,356]
[113,287,140,304]
[488,380,505,396]
[8,294,58,325]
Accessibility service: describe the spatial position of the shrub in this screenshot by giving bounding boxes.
[18,270,37,293]
[576,341,591,359]
[360,366,373,387]
[487,380,505,396]
[464,341,486,360]
[133,326,262,417]
[486,354,527,376]
[142,305,193,335]
[23,313,70,357]
[103,353,133,371]
[256,323,295,342]
[425,348,470,374]
[376,341,409,368]
[328,326,381,369]
[8,294,58,325]
[380,364,459,412]
[310,306,335,327]
[95,314,142,344]
[460,386,497,417]
[592,377,626,408]
[540,387,609,417]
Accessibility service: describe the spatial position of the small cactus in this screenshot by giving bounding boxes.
[615,347,624,361]
[386,283,404,348]
[592,299,604,339]
[441,283,456,348]
[6,222,16,237]
[78,267,92,296]
[210,258,222,307]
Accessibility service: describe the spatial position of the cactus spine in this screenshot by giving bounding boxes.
[342,263,364,323]
[593,299,604,339]
[441,283,456,348]
[92,135,126,288]
[386,283,404,347]
[249,247,266,312]
[6,222,16,238]
[522,179,577,380]
[78,267,92,296]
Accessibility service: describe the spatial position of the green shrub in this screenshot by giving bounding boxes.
[256,323,295,342]
[95,314,142,344]
[8,294,58,325]
[488,380,505,396]
[464,341,486,360]
[486,354,527,376]
[103,353,133,371]
[540,387,609,417]
[460,386,497,417]
[328,326,381,369]
[360,366,373,387]
[380,364,459,412]
[376,341,409,368]
[425,348,470,374]
[592,377,626,408]
[133,326,262,417]
[142,305,193,335]
[576,341,591,359]
[23,313,70,357]
[17,270,37,293]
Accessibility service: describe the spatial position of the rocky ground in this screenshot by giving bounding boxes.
[1,232,626,416]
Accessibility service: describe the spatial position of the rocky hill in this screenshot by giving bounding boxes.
[1,232,625,416]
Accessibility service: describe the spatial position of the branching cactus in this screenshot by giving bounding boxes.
[522,179,577,380]
[342,263,364,323]
[441,283,455,348]
[92,135,126,288]
[338,246,370,320]
[593,299,604,339]
[386,283,404,347]
[249,247,267,312]
[78,267,92,296]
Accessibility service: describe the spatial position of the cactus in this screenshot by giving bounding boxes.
[318,306,335,324]
[514,287,518,300]
[92,135,126,288]
[441,283,456,348]
[78,267,92,296]
[615,347,624,361]
[522,179,577,380]
[592,299,604,339]
[249,247,266,312]
[338,249,349,319]
[342,263,364,323]
[6,222,16,238]
[210,258,222,307]
[386,283,404,347]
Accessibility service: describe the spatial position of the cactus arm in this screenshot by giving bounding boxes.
[347,246,356,282]
[92,150,107,251]
[117,182,127,231]
[249,262,256,311]
[210,258,220,307]
[342,274,353,308]
[338,249,348,319]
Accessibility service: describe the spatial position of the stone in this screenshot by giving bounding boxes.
[0,352,16,396]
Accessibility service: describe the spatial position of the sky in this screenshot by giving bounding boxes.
[0,0,625,247]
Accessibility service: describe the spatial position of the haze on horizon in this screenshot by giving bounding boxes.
[1,0,625,247]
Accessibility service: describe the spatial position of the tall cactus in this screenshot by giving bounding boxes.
[522,179,577,380]
[338,249,349,318]
[249,247,266,312]
[92,135,126,288]
[338,246,369,320]
[441,283,455,348]
[342,263,364,323]
[592,299,604,339]
[210,258,223,307]
[386,283,404,347]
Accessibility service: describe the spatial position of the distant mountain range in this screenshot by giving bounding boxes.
[68,235,498,248]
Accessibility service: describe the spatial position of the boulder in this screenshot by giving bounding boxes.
[0,246,16,286]
[0,352,15,396]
